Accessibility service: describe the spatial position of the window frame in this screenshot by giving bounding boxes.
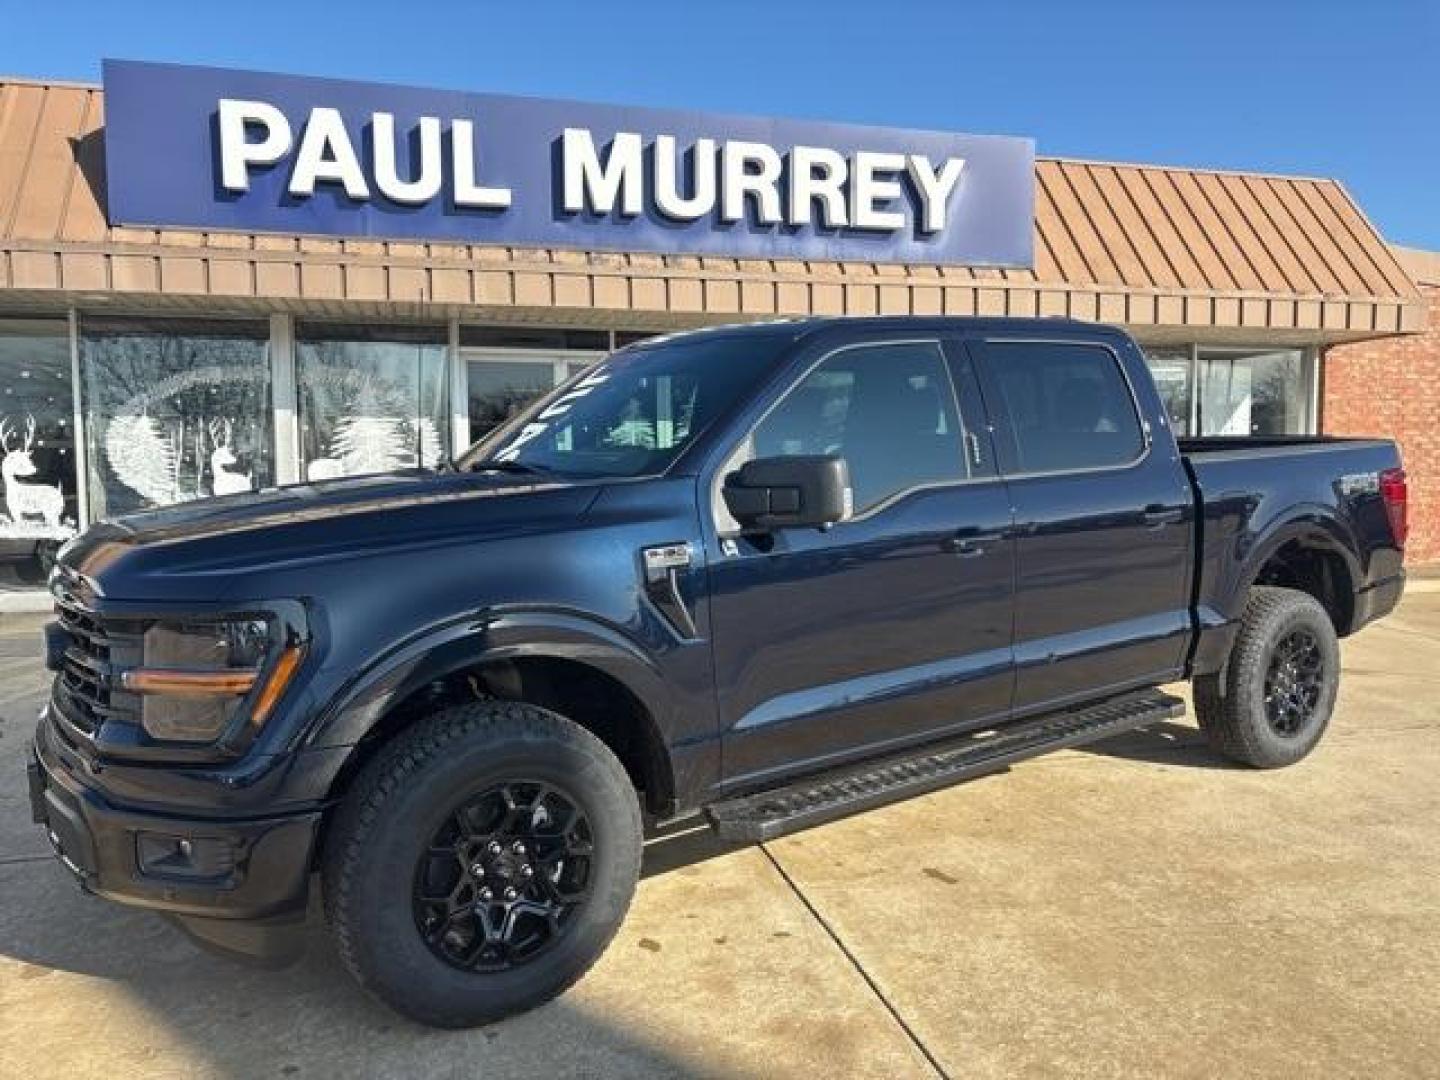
[711,336,993,532]
[969,335,1154,481]
[459,346,606,448]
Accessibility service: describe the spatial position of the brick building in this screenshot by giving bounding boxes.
[1324,248,1440,562]
[0,63,1434,598]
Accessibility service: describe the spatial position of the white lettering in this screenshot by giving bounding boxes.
[451,119,513,209]
[654,135,717,221]
[217,98,292,193]
[371,113,443,205]
[721,141,783,225]
[850,151,907,231]
[563,128,643,216]
[788,145,849,228]
[288,107,369,200]
[906,155,966,233]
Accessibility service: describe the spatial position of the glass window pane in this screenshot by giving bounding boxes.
[0,319,77,589]
[1196,348,1309,436]
[296,324,449,480]
[985,342,1145,473]
[1143,347,1193,436]
[752,341,966,512]
[467,360,557,443]
[466,334,788,478]
[80,318,272,519]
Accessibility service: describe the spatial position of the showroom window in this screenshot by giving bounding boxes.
[296,323,449,480]
[460,325,607,444]
[0,319,77,589]
[79,318,273,519]
[1141,345,1315,437]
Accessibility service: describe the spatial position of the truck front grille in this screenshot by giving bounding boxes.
[51,582,142,739]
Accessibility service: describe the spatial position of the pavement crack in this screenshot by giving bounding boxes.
[759,843,949,1080]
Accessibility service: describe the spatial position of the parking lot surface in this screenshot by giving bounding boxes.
[2,594,1437,1079]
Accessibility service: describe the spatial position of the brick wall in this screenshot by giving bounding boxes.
[1323,281,1440,563]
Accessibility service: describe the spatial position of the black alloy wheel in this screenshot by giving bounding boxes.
[1193,586,1341,769]
[414,781,595,973]
[1262,629,1326,737]
[324,701,642,1028]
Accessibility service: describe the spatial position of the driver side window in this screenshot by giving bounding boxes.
[749,341,970,515]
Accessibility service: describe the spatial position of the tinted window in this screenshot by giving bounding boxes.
[985,342,1144,473]
[751,341,966,513]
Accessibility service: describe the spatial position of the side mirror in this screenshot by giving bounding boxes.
[722,454,852,532]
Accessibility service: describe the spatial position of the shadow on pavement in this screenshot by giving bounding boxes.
[0,852,718,1079]
[1078,720,1238,768]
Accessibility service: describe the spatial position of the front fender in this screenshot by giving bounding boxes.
[304,607,679,752]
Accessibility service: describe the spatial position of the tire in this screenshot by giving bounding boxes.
[322,701,643,1028]
[1193,586,1341,768]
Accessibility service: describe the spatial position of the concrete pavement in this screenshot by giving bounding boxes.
[1,597,1437,1078]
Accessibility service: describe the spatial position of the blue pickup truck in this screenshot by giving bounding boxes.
[30,316,1406,1026]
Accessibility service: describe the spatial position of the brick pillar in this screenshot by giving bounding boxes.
[1322,283,1440,563]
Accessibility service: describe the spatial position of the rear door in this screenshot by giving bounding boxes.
[971,333,1193,715]
[706,334,1015,786]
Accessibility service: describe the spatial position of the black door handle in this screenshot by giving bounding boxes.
[1143,505,1185,529]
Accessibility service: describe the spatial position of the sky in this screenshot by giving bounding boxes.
[1,0,1436,248]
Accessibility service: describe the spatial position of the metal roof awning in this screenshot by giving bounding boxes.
[0,78,1425,342]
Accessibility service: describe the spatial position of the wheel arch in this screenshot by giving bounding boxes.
[312,612,680,819]
[1235,515,1360,636]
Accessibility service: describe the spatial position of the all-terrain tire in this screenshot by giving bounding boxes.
[1193,586,1340,768]
[322,701,643,1028]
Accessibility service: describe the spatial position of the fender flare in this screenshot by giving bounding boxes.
[304,608,679,793]
[1223,507,1362,627]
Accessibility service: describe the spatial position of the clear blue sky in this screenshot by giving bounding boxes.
[2,0,1436,248]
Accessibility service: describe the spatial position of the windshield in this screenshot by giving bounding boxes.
[458,333,792,478]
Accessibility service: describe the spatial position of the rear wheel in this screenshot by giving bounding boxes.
[1194,586,1340,768]
[322,701,642,1028]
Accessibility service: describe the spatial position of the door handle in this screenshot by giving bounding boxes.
[944,532,1003,557]
[1143,505,1185,529]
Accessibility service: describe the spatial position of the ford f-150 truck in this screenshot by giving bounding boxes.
[30,317,1406,1027]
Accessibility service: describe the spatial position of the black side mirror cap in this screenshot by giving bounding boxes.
[722,454,852,532]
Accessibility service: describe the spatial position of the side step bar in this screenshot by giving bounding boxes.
[706,688,1185,843]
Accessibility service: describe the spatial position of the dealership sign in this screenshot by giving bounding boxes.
[103,60,1035,267]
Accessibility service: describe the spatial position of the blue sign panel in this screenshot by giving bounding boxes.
[103,59,1034,267]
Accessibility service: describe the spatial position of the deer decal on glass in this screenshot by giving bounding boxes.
[0,415,67,530]
[208,419,254,496]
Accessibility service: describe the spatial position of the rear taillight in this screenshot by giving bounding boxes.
[1379,467,1408,550]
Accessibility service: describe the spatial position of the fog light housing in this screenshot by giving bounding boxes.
[136,833,237,882]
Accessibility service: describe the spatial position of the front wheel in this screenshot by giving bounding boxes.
[1194,586,1341,768]
[322,701,643,1028]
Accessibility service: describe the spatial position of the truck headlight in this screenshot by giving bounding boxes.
[120,618,305,742]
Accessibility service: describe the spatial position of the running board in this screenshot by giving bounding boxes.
[706,689,1185,843]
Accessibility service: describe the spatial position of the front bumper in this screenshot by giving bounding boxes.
[29,712,320,926]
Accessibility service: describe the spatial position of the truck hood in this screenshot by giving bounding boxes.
[56,469,605,603]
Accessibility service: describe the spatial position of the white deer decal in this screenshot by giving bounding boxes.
[208,420,253,496]
[0,415,66,528]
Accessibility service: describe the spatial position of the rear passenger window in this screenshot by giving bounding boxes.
[983,342,1145,473]
[751,341,967,513]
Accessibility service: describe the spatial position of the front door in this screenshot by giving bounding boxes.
[971,335,1193,714]
[707,336,1015,787]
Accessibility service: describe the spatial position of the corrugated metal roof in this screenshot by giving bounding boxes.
[0,78,1425,339]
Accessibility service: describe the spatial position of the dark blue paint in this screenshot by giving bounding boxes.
[102,59,1035,266]
[33,316,1405,935]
